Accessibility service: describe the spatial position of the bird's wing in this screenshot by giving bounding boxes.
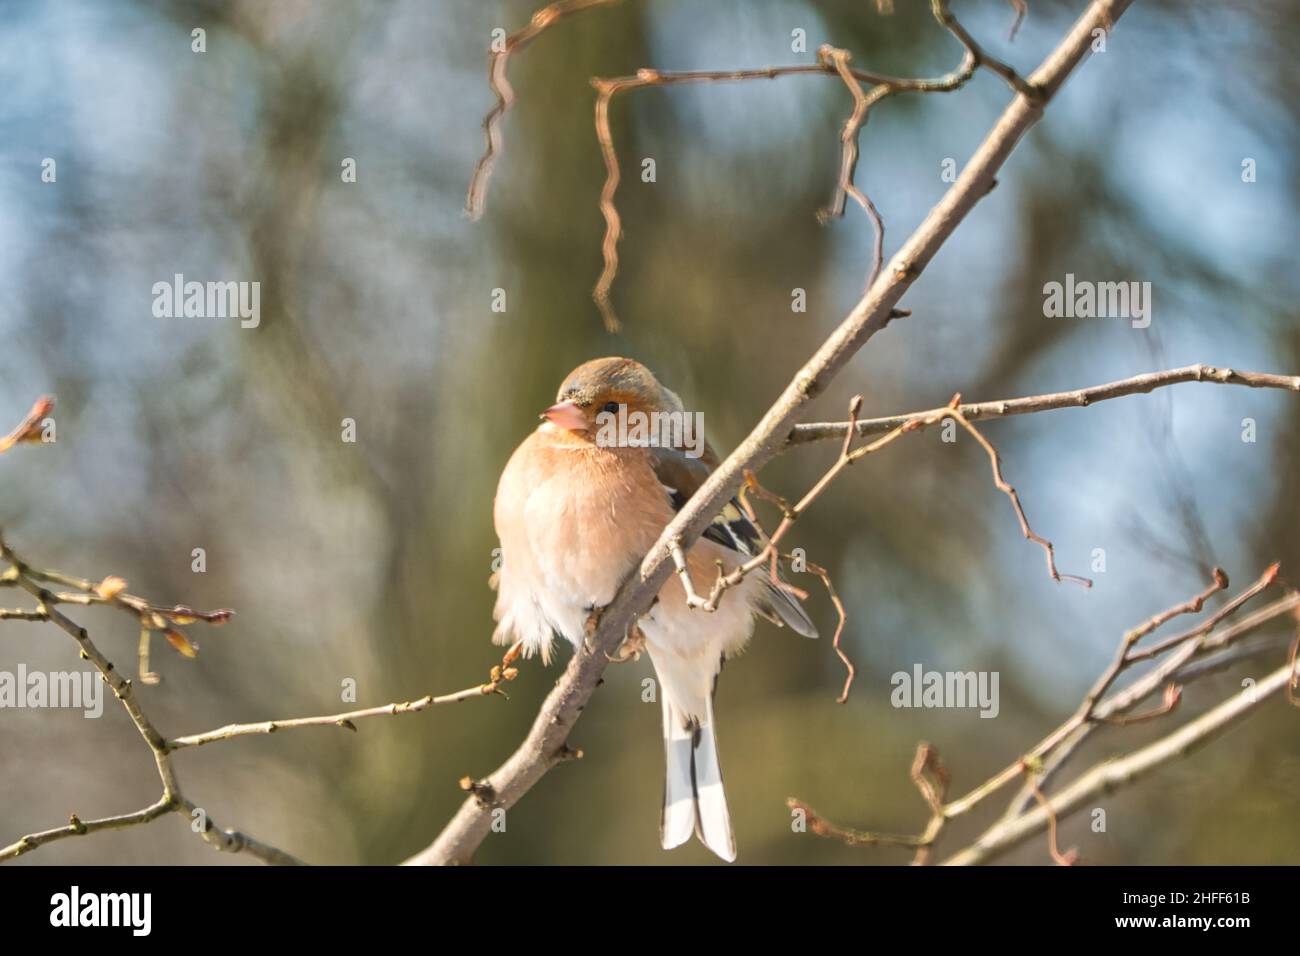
[649,446,818,638]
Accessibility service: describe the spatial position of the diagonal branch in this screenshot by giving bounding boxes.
[793,565,1294,864]
[942,659,1299,866]
[405,0,1136,866]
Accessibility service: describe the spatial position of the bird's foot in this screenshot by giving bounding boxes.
[606,624,646,664]
[582,606,604,654]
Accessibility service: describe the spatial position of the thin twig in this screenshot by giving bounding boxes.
[1082,568,1228,717]
[1126,563,1280,663]
[804,559,854,703]
[796,564,1290,863]
[817,46,889,291]
[0,395,54,454]
[464,0,621,220]
[168,684,511,750]
[1287,611,1300,709]
[0,536,513,864]
[669,392,1087,647]
[1,541,234,682]
[787,798,934,849]
[946,397,1092,587]
[789,743,950,862]
[1006,0,1029,42]
[787,365,1300,449]
[1001,578,1294,819]
[1019,762,1078,866]
[978,565,1271,820]
[931,0,1040,99]
[0,798,175,862]
[944,659,1299,865]
[588,0,1033,330]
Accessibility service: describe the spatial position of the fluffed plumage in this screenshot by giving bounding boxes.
[491,357,817,861]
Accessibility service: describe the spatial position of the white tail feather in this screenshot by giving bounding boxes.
[660,695,736,862]
[661,699,696,851]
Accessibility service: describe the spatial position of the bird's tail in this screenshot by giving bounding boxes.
[660,686,736,862]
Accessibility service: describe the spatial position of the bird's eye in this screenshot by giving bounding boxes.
[601,401,620,414]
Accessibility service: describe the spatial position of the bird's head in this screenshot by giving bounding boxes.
[540,357,680,436]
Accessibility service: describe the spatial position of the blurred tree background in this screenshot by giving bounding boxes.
[1,0,1297,865]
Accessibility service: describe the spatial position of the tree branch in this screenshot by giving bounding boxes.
[464,0,622,220]
[942,660,1299,866]
[0,535,511,864]
[791,566,1296,864]
[0,395,54,454]
[786,365,1300,449]
[168,683,511,750]
[405,0,1136,866]
[589,0,1039,330]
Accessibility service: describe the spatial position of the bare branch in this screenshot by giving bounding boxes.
[0,395,54,454]
[1,540,235,683]
[787,365,1300,449]
[804,558,854,703]
[168,683,512,750]
[931,0,1039,99]
[794,563,1292,863]
[946,398,1091,587]
[1126,564,1280,663]
[816,45,889,290]
[787,743,950,859]
[1006,0,1029,42]
[1019,763,1078,866]
[406,0,1137,865]
[943,660,1299,866]
[787,798,935,850]
[0,798,175,862]
[668,388,1085,711]
[0,536,509,864]
[464,0,621,220]
[1288,618,1300,709]
[1078,568,1229,717]
[981,565,1276,820]
[589,0,1039,330]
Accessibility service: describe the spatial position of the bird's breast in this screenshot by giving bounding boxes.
[494,431,670,639]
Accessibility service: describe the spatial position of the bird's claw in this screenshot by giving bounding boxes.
[606,625,646,663]
[582,607,604,654]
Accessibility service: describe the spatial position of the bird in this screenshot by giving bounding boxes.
[490,356,818,861]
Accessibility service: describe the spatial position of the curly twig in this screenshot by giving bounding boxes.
[669,391,1088,647]
[465,0,621,220]
[588,0,1035,330]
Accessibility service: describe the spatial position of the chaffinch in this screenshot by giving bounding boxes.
[491,357,817,861]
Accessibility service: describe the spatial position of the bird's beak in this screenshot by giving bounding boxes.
[540,401,588,431]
